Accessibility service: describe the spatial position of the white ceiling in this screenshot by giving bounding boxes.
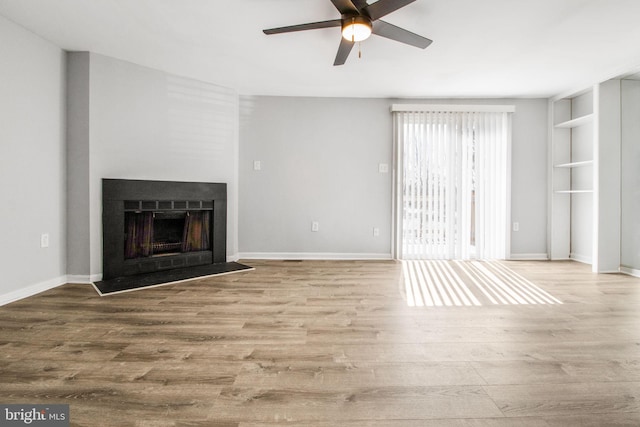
[2,0,640,98]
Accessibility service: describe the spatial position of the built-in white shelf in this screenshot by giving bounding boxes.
[555,190,594,194]
[550,81,621,273]
[554,114,594,128]
[554,160,594,168]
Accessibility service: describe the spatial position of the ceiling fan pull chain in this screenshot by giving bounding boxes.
[351,17,355,43]
[359,41,362,59]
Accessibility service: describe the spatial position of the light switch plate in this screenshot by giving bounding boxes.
[40,233,49,248]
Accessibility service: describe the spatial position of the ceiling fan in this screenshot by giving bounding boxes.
[263,0,432,66]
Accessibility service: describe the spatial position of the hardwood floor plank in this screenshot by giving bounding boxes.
[485,382,640,416]
[472,360,640,384]
[542,413,640,426]
[211,385,503,422]
[239,419,551,427]
[233,361,486,389]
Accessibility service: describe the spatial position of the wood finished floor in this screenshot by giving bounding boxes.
[1,260,640,426]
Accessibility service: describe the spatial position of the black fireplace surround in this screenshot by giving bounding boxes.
[102,179,227,281]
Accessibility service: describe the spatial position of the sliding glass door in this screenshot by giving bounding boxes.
[393,106,512,260]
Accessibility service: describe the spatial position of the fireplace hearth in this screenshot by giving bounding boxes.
[102,179,227,281]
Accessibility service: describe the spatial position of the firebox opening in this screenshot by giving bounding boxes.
[152,211,186,256]
[124,206,212,261]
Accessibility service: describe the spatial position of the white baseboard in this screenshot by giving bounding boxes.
[238,252,393,261]
[0,275,67,307]
[227,253,240,262]
[570,253,592,265]
[620,266,640,278]
[67,274,102,284]
[509,253,549,260]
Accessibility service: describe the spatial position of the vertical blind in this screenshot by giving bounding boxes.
[393,107,512,260]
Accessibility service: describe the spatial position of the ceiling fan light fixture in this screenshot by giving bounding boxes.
[262,0,432,66]
[341,16,372,42]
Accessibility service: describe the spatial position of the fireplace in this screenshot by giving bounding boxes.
[102,179,226,280]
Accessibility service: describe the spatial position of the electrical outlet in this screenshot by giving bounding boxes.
[378,163,389,173]
[40,233,49,248]
[311,221,319,232]
[513,222,519,232]
[373,227,380,237]
[253,160,261,171]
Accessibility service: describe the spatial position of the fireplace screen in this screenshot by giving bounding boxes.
[124,204,212,260]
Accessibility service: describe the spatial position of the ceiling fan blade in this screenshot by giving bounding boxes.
[350,0,369,10]
[263,19,341,35]
[330,0,359,14]
[334,38,355,66]
[372,20,432,49]
[364,0,416,21]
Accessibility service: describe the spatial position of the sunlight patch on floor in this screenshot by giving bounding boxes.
[402,260,562,307]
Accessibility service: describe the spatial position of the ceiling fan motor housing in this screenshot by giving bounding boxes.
[341,14,372,27]
[341,14,373,42]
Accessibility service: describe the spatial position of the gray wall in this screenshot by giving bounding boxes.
[239,96,393,258]
[67,53,240,279]
[239,97,548,259]
[499,98,549,257]
[621,79,640,271]
[66,52,91,277]
[0,15,67,299]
